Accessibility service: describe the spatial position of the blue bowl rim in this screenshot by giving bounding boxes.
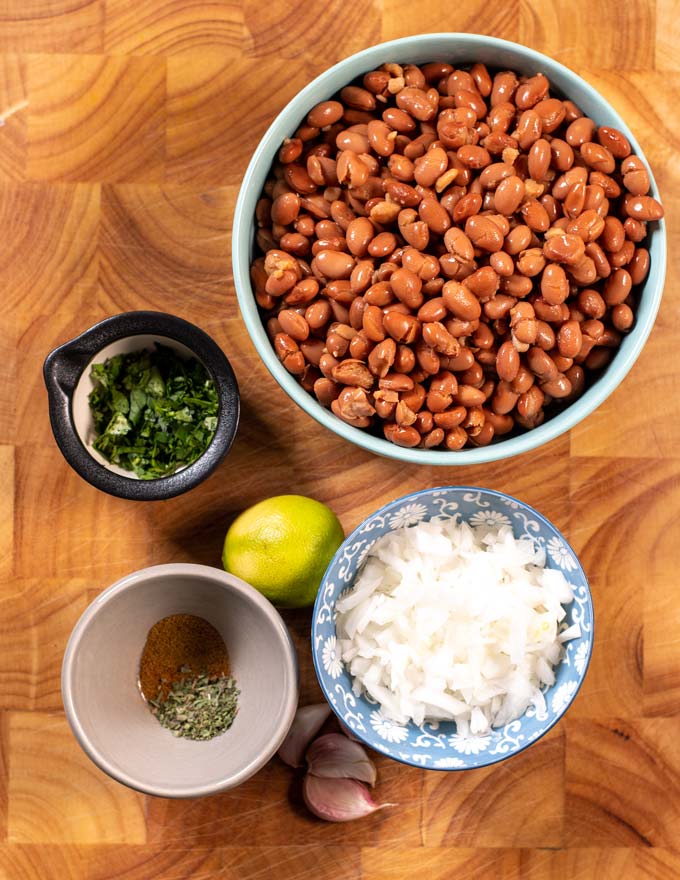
[311,485,594,769]
[233,32,667,465]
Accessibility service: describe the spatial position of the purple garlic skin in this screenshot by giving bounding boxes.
[306,733,377,786]
[302,774,395,823]
[278,703,331,768]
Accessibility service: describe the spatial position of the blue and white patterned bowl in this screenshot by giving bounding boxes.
[311,487,593,770]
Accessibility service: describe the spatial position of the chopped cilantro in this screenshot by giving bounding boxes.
[88,345,219,479]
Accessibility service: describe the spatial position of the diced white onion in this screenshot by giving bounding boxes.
[335,519,578,734]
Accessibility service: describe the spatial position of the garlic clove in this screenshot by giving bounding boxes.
[278,702,331,768]
[339,721,362,743]
[302,773,395,822]
[306,733,377,787]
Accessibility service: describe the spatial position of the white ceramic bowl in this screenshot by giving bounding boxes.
[62,564,298,797]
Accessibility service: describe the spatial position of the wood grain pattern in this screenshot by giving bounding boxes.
[0,448,13,579]
[99,184,233,310]
[0,713,8,842]
[0,579,90,710]
[655,2,680,70]
[520,848,680,879]
[27,55,165,182]
[565,718,680,848]
[364,847,520,880]
[644,577,680,716]
[0,846,223,880]
[519,0,656,69]
[0,0,104,54]
[2,0,680,876]
[422,727,564,847]
[7,713,146,843]
[0,55,26,181]
[104,0,247,56]
[166,54,316,185]
[145,753,423,847]
[0,182,99,314]
[567,458,680,718]
[218,846,362,880]
[381,0,519,43]
[243,0,380,63]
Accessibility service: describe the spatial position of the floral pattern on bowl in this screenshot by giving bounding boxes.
[311,486,593,771]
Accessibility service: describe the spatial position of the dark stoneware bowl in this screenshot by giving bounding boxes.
[43,311,240,501]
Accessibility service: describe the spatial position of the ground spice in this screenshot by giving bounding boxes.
[139,613,230,702]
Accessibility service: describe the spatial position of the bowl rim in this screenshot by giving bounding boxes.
[61,563,299,797]
[43,311,240,500]
[311,485,594,769]
[232,32,667,465]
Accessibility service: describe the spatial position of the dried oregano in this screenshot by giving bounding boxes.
[148,668,240,740]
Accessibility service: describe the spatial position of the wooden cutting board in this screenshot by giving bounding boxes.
[2,1,680,877]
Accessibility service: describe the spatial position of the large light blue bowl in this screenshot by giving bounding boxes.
[232,34,667,464]
[311,486,593,770]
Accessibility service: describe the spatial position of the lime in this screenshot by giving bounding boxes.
[222,495,345,608]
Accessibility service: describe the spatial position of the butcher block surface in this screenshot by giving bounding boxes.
[1,0,680,877]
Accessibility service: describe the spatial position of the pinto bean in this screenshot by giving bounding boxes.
[255,61,664,451]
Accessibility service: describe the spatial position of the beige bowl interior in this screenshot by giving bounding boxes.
[62,564,298,797]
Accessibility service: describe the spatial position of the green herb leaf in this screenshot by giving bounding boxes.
[88,344,219,479]
[128,388,147,425]
[149,674,240,740]
[146,367,165,398]
[106,412,131,437]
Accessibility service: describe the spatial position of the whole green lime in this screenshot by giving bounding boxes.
[222,495,345,608]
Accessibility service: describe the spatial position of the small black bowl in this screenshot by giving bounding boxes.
[43,312,240,501]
